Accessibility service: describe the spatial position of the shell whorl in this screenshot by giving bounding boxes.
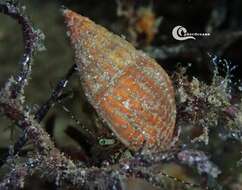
[63,9,176,151]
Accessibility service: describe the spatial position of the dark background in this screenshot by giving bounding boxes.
[0,0,242,189]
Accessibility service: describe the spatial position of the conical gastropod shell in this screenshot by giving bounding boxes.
[63,9,176,151]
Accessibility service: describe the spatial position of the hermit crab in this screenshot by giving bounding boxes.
[0,2,223,189]
[63,9,177,152]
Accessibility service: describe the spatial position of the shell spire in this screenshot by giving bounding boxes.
[63,9,177,151]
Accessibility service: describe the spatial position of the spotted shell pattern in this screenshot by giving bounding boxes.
[63,9,176,151]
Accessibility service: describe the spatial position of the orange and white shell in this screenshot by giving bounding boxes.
[63,9,176,151]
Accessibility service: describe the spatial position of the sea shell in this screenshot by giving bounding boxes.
[63,9,176,151]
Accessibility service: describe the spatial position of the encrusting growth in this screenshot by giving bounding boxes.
[63,9,176,151]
